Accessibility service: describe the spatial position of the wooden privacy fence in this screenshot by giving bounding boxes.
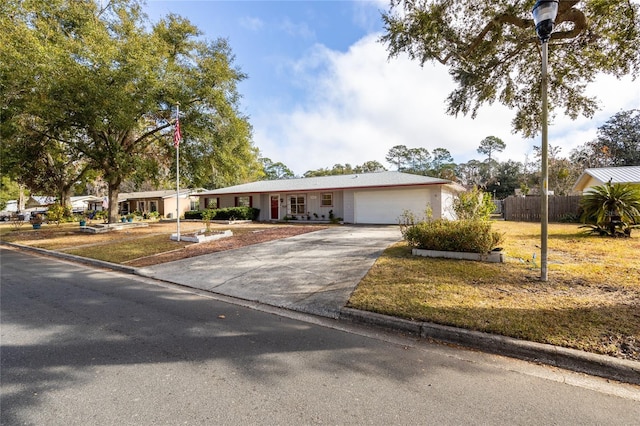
[502,195,582,222]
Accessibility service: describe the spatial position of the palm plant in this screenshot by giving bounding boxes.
[580,182,640,237]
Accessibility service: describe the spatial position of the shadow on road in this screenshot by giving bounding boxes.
[1,248,485,423]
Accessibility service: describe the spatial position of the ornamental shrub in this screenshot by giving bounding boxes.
[580,182,640,237]
[184,210,202,220]
[211,207,259,221]
[452,187,495,221]
[402,219,503,254]
[186,207,260,221]
[46,203,72,226]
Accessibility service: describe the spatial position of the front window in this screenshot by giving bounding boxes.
[289,195,306,215]
[237,196,251,207]
[205,197,218,209]
[321,193,333,207]
[150,201,157,212]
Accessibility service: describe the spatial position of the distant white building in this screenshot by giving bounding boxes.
[0,200,18,220]
[572,166,640,193]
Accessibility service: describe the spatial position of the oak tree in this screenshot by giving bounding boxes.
[571,109,640,167]
[1,0,260,222]
[381,0,640,137]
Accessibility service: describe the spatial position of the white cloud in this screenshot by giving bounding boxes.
[351,0,388,31]
[239,16,264,31]
[280,18,315,39]
[253,34,640,176]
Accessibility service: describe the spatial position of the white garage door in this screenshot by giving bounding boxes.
[354,188,431,224]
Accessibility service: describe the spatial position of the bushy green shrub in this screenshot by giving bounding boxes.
[452,187,495,221]
[46,203,73,226]
[184,210,202,220]
[94,210,108,222]
[402,219,503,253]
[212,207,259,221]
[186,207,260,221]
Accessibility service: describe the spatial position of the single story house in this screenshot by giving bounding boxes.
[25,195,56,211]
[117,189,199,218]
[71,195,105,213]
[25,195,105,213]
[572,166,640,193]
[196,171,465,224]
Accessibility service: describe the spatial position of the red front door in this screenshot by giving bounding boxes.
[270,196,279,220]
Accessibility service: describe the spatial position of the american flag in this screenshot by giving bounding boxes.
[173,114,182,148]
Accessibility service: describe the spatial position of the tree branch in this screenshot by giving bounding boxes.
[455,1,586,63]
[552,7,587,41]
[133,121,173,145]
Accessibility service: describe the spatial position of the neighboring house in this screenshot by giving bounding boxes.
[572,166,640,193]
[70,195,105,213]
[25,195,56,211]
[25,195,104,214]
[117,189,198,218]
[0,200,18,221]
[196,171,465,224]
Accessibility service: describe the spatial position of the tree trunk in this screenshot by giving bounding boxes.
[59,188,72,211]
[107,179,122,224]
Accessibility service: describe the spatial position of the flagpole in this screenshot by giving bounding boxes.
[175,104,181,242]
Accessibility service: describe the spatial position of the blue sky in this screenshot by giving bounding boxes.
[146,1,640,176]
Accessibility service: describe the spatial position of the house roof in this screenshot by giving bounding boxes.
[70,195,104,203]
[197,171,456,195]
[117,189,193,201]
[572,166,640,192]
[26,196,56,206]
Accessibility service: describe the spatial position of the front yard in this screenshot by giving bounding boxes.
[348,221,640,360]
[1,220,638,360]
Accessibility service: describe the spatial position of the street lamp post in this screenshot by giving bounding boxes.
[532,0,558,282]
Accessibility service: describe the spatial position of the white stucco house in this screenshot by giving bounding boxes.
[572,166,640,193]
[196,171,465,224]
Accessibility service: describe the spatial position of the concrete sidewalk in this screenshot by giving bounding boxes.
[138,225,402,318]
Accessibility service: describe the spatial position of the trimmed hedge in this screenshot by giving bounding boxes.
[184,207,260,221]
[402,219,503,254]
[184,210,203,220]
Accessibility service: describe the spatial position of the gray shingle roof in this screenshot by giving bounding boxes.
[198,171,453,195]
[118,189,193,201]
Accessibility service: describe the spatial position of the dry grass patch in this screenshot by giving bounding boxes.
[349,222,640,360]
[0,221,324,267]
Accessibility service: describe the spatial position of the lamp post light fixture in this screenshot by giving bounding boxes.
[532,0,558,282]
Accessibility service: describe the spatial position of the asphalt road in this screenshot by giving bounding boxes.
[2,247,639,425]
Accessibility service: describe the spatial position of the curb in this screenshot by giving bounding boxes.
[1,241,137,275]
[3,241,639,386]
[339,308,640,386]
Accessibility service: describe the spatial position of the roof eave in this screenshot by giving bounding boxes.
[198,180,453,196]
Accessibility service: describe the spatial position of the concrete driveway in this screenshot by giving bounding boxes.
[138,225,402,317]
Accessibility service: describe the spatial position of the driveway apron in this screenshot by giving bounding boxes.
[138,226,402,317]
